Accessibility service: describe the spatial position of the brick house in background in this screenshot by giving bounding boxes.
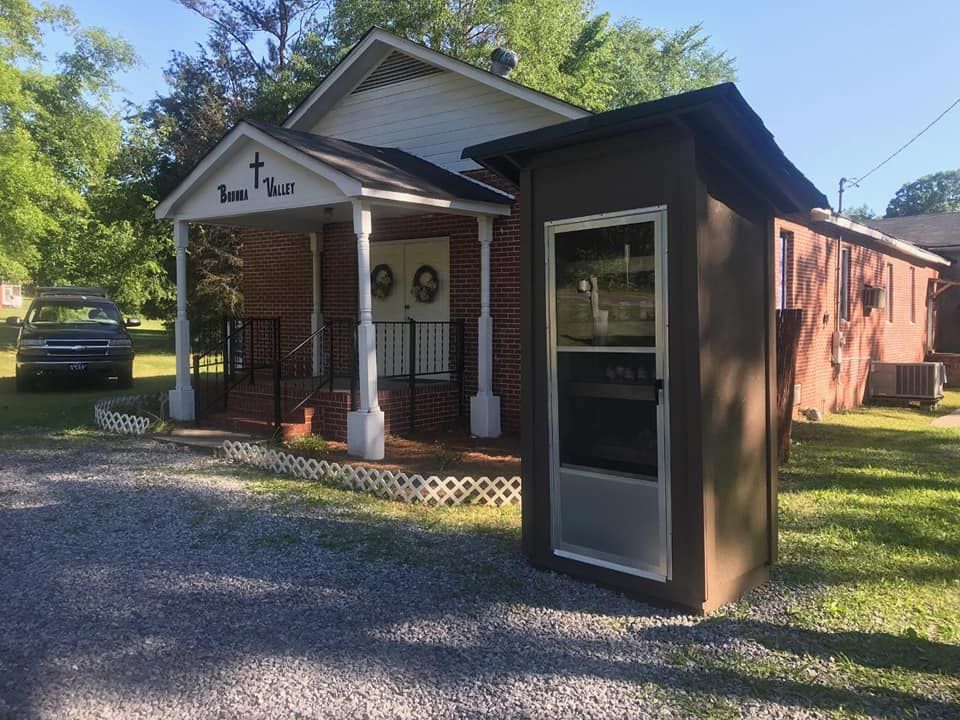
[154,26,949,457]
[774,214,949,415]
[865,212,960,355]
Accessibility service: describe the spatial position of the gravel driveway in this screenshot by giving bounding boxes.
[0,436,954,719]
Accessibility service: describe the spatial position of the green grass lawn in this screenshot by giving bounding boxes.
[0,299,175,432]
[250,393,960,715]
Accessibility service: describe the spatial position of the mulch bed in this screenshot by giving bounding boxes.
[319,427,520,477]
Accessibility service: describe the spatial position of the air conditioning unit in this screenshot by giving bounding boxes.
[869,361,946,404]
[863,285,887,310]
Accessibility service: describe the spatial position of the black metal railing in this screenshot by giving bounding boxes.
[272,319,358,432]
[372,319,466,430]
[192,317,279,418]
[193,315,465,437]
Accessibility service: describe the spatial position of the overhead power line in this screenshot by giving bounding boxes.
[851,95,960,187]
[838,94,960,211]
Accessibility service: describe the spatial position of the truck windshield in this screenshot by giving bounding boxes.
[27,300,122,325]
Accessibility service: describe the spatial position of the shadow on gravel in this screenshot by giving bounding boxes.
[0,443,957,719]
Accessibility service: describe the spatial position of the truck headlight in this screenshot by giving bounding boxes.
[20,338,43,347]
[109,338,132,347]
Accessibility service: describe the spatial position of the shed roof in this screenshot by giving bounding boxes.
[462,83,829,215]
[864,212,960,250]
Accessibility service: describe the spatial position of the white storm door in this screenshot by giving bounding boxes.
[403,239,450,377]
[546,208,671,582]
[370,242,406,376]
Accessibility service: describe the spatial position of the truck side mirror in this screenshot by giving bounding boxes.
[5,316,21,327]
[125,317,141,328]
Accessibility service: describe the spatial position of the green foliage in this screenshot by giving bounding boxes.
[0,0,161,312]
[431,441,464,471]
[842,203,876,222]
[328,0,735,112]
[885,169,960,218]
[285,434,331,459]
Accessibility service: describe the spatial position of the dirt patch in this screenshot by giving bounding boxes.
[321,427,520,477]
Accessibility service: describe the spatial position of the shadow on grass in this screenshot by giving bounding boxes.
[0,375,174,434]
[1,441,957,718]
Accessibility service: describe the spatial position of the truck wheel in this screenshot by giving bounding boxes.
[15,370,31,392]
[117,365,133,389]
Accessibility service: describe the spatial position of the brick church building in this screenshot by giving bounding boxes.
[155,27,949,459]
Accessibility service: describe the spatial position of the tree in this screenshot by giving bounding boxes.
[329,0,735,111]
[843,204,876,222]
[0,0,160,313]
[149,0,735,319]
[885,170,960,217]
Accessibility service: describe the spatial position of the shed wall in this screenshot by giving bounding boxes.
[521,127,709,609]
[696,157,775,604]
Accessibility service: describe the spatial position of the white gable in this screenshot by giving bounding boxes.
[310,63,571,172]
[172,137,347,221]
[285,29,589,173]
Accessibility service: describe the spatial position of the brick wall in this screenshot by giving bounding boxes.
[775,219,938,414]
[238,170,522,433]
[240,228,313,359]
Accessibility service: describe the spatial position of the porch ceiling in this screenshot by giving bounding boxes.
[155,120,513,226]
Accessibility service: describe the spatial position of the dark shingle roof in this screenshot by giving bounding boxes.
[247,120,511,206]
[864,212,960,250]
[463,83,829,215]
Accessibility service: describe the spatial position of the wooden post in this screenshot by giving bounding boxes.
[775,309,804,464]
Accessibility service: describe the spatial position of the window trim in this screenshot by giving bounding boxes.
[886,263,894,323]
[910,267,917,324]
[777,230,792,310]
[839,247,852,321]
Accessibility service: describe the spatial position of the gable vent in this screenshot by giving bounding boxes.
[352,51,445,94]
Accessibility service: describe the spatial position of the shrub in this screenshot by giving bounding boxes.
[285,435,330,459]
[432,442,464,471]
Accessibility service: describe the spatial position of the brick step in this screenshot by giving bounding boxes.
[205,407,317,441]
[205,415,315,442]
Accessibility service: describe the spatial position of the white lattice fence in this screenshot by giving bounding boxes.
[222,440,522,507]
[94,393,167,436]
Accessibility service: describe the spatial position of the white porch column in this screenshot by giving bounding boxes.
[347,200,385,459]
[168,220,195,421]
[470,215,501,437]
[310,231,323,376]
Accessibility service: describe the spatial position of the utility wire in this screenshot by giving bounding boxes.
[848,95,960,187]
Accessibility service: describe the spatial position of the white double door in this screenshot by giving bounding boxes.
[369,237,450,377]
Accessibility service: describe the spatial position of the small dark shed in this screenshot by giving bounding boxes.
[465,84,828,613]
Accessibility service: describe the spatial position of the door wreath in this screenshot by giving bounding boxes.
[411,264,439,303]
[371,264,394,299]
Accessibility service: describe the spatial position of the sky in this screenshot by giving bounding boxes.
[41,0,960,216]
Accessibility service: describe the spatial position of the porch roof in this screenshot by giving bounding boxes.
[246,121,512,205]
[155,120,513,225]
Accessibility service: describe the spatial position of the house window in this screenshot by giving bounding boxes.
[887,263,894,323]
[839,247,851,321]
[910,267,917,323]
[777,231,792,310]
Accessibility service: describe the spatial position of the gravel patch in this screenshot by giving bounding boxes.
[0,436,953,719]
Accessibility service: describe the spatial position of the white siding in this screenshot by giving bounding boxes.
[310,69,569,172]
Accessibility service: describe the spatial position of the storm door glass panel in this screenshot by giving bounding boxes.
[554,222,656,348]
[556,352,658,477]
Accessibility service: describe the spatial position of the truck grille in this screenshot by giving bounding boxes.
[44,339,109,356]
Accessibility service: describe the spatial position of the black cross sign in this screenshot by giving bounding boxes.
[249,151,265,188]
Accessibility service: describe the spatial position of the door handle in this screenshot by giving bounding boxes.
[655,378,664,404]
